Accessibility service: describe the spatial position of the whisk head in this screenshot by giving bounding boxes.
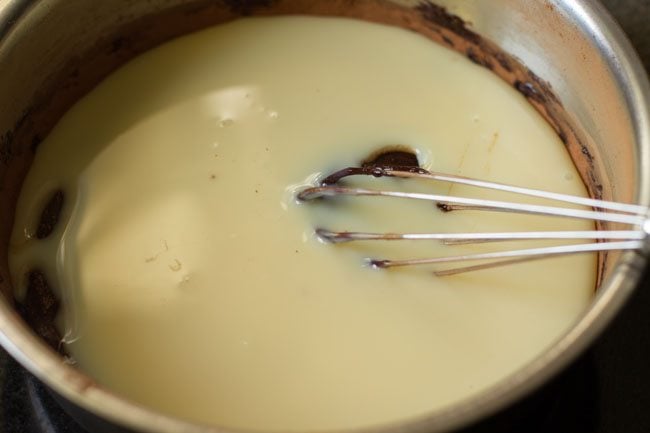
[297,152,648,276]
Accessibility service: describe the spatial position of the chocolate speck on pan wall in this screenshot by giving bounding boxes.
[416,2,480,44]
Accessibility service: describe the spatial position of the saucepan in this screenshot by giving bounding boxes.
[0,0,648,432]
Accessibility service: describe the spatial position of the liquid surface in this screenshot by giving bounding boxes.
[9,17,595,431]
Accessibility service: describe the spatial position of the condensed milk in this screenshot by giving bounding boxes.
[8,17,594,431]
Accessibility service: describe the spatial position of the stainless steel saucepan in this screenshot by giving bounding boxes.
[0,1,648,432]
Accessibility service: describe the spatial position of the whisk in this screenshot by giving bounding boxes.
[296,160,649,276]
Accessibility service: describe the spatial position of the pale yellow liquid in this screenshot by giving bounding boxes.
[9,17,594,431]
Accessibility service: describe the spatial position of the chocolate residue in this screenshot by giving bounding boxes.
[110,37,128,54]
[436,203,453,213]
[16,271,64,353]
[494,52,513,73]
[369,259,390,269]
[30,134,42,153]
[333,0,605,287]
[530,73,560,105]
[36,190,64,239]
[14,108,32,132]
[416,2,479,44]
[319,148,424,186]
[319,166,386,186]
[362,147,420,169]
[442,35,454,47]
[514,80,547,104]
[222,0,277,15]
[588,170,604,197]
[467,47,493,69]
[0,130,13,164]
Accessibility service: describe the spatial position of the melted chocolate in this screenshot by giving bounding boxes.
[436,202,453,213]
[362,148,420,168]
[16,271,64,353]
[36,190,64,239]
[416,2,480,44]
[14,190,66,352]
[223,0,276,15]
[320,148,425,186]
[0,130,12,164]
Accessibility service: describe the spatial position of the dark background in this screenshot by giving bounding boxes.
[0,1,649,432]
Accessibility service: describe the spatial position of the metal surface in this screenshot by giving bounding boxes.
[0,1,648,433]
[298,166,648,275]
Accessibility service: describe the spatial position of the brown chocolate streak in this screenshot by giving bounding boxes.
[16,271,64,354]
[36,190,64,239]
[321,149,423,185]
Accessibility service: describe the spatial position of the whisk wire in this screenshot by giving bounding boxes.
[298,166,649,275]
[299,186,646,225]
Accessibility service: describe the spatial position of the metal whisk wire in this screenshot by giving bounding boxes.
[297,166,649,276]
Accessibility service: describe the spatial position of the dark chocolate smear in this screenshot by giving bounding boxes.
[416,2,480,44]
[320,148,424,186]
[0,130,13,164]
[362,148,420,169]
[494,52,513,72]
[36,190,64,239]
[16,271,64,353]
[436,202,453,213]
[30,134,42,153]
[467,47,494,69]
[581,145,594,163]
[514,80,547,104]
[109,36,128,54]
[221,0,276,15]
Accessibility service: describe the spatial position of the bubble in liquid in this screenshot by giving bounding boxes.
[219,118,235,128]
[268,110,279,120]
